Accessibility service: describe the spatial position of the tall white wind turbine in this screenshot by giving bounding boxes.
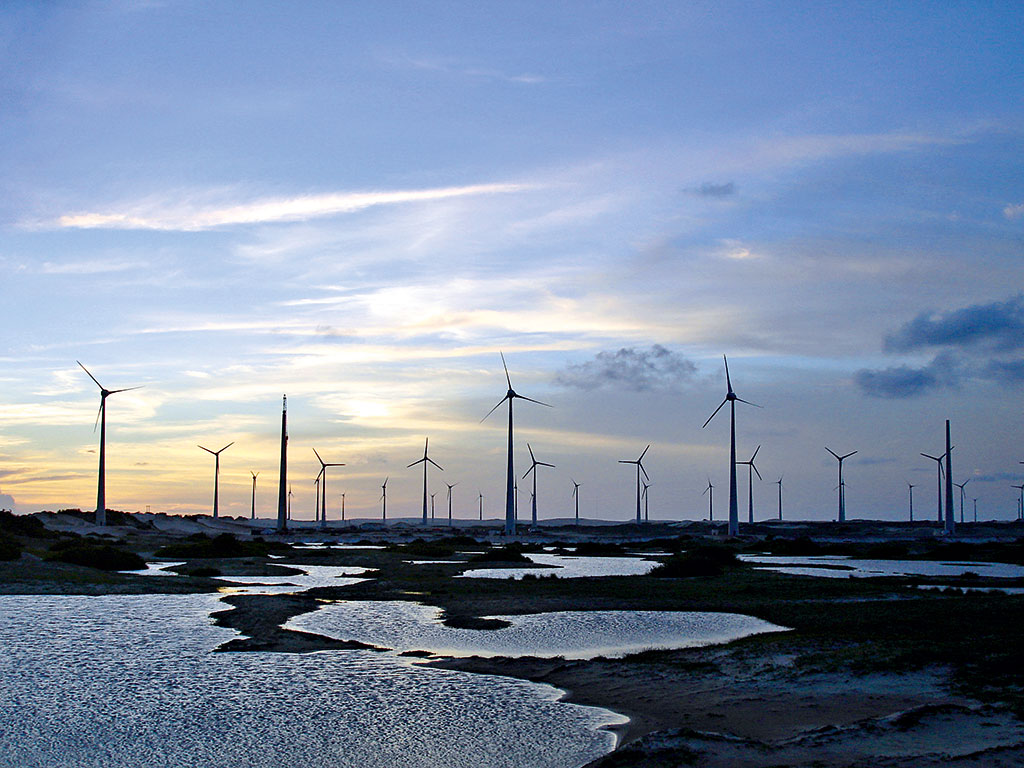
[775,476,783,520]
[702,356,759,536]
[407,438,443,525]
[825,448,857,522]
[481,353,551,536]
[954,479,970,524]
[78,361,141,526]
[618,445,650,524]
[198,442,234,518]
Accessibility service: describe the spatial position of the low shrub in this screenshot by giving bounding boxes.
[651,545,738,577]
[469,543,531,563]
[154,533,289,559]
[45,542,145,571]
[0,534,21,561]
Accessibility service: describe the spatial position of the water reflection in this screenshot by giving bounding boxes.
[460,553,658,580]
[739,554,1024,579]
[286,601,786,659]
[0,595,624,768]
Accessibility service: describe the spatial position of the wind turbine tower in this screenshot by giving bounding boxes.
[775,476,783,520]
[702,356,760,536]
[446,482,457,525]
[407,438,443,525]
[737,445,761,524]
[478,491,483,521]
[826,448,857,522]
[313,448,344,530]
[250,471,259,519]
[944,420,955,535]
[198,442,234,518]
[571,480,581,524]
[618,445,650,523]
[482,353,551,536]
[77,361,141,527]
[703,479,714,521]
[276,395,288,532]
[641,481,650,521]
[1014,484,1024,521]
[954,479,970,524]
[907,482,915,522]
[381,477,388,520]
[524,443,555,526]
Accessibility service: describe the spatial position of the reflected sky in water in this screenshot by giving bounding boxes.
[739,554,1024,579]
[0,594,623,768]
[287,601,786,659]
[460,553,658,580]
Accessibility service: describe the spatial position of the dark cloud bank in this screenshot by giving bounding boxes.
[556,345,697,392]
[857,294,1024,398]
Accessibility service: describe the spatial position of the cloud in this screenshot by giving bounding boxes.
[693,182,736,198]
[555,345,697,391]
[983,358,1024,385]
[854,353,961,399]
[53,183,528,231]
[884,294,1024,352]
[0,490,14,512]
[1003,203,1024,220]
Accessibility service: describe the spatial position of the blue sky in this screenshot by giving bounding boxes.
[1,1,1022,522]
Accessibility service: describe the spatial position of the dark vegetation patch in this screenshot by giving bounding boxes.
[0,534,21,561]
[651,545,739,577]
[386,537,478,558]
[0,511,50,538]
[469,543,532,563]
[45,540,145,571]
[184,566,222,577]
[154,533,290,559]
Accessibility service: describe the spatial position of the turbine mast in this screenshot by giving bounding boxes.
[276,395,288,532]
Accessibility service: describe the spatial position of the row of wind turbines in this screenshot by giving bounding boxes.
[77,356,1022,532]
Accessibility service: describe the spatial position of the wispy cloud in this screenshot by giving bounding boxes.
[383,53,548,84]
[556,345,697,392]
[52,183,529,231]
[884,294,1024,352]
[1003,203,1024,220]
[39,259,146,275]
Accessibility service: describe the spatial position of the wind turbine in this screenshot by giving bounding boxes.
[313,474,320,523]
[907,482,916,522]
[571,479,581,524]
[381,477,388,520]
[482,353,551,536]
[198,442,234,518]
[972,497,977,523]
[826,448,857,522]
[430,492,437,520]
[641,481,650,521]
[1012,484,1023,521]
[618,445,650,524]
[78,361,142,526]
[954,479,970,524]
[703,479,714,521]
[407,438,443,525]
[921,452,947,523]
[250,471,259,520]
[478,491,483,521]
[737,445,761,524]
[523,443,555,526]
[446,482,457,525]
[340,492,346,523]
[702,356,760,536]
[775,476,783,520]
[287,485,293,521]
[943,420,955,535]
[313,448,344,529]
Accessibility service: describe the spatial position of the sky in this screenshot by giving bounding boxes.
[1,1,1022,523]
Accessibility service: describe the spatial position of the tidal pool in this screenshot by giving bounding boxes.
[459,553,659,580]
[0,594,624,768]
[286,601,787,659]
[739,554,1024,579]
[213,563,372,594]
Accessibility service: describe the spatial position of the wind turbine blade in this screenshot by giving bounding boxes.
[723,355,732,393]
[77,361,103,389]
[702,398,727,429]
[428,457,444,471]
[481,395,509,423]
[514,394,552,407]
[313,447,324,465]
[523,466,535,479]
[618,460,634,465]
[842,451,858,460]
[107,386,143,395]
[424,437,429,456]
[538,461,555,468]
[93,401,103,432]
[527,443,536,462]
[500,351,512,389]
[826,447,839,460]
[921,453,940,461]
[407,458,425,468]
[734,397,761,408]
[198,445,214,455]
[219,442,234,453]
[640,464,649,481]
[316,466,324,481]
[752,464,762,481]
[751,444,760,461]
[639,444,650,461]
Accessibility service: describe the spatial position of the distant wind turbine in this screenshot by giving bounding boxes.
[775,476,783,520]
[313,448,344,529]
[430,492,437,520]
[78,361,142,526]
[381,477,388,520]
[482,353,551,536]
[943,420,955,535]
[408,438,443,525]
[250,471,259,519]
[276,395,288,532]
[953,479,970,524]
[618,445,650,524]
[703,479,714,521]
[641,481,650,521]
[907,482,916,522]
[287,484,292,521]
[313,474,320,522]
[972,497,977,523]
[921,451,947,523]
[825,448,857,523]
[198,442,234,518]
[702,356,760,536]
[1012,484,1023,522]
[524,443,555,526]
[571,479,581,525]
[737,445,761,524]
[478,491,483,521]
[446,482,457,525]
[340,492,346,522]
